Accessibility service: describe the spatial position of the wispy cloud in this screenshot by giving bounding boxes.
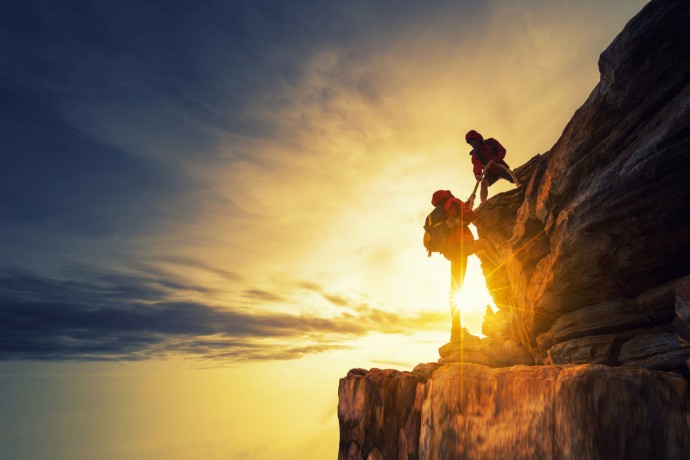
[0,268,445,361]
[147,256,243,281]
[0,0,647,363]
[242,289,287,302]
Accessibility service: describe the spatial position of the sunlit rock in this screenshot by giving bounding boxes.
[338,0,690,457]
[418,364,690,459]
[338,368,426,460]
[474,0,690,366]
[411,363,442,380]
[339,364,690,459]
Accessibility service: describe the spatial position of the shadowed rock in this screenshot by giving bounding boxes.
[546,332,634,366]
[674,276,690,342]
[618,327,690,372]
[339,1,690,457]
[474,0,690,366]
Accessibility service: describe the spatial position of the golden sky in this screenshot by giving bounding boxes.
[0,1,649,458]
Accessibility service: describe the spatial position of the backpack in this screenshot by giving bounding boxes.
[423,206,450,257]
[472,139,510,170]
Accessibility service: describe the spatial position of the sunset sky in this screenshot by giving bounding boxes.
[1,1,647,458]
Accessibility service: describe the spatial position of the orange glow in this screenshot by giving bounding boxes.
[0,2,651,460]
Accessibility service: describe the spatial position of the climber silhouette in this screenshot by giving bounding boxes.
[426,190,498,341]
[465,130,519,206]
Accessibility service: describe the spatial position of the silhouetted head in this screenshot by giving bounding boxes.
[465,130,483,149]
[465,130,483,142]
[432,190,454,207]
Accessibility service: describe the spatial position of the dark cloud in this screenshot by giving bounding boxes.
[146,256,242,281]
[0,268,445,361]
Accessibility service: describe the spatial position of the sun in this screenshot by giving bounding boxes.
[454,256,497,336]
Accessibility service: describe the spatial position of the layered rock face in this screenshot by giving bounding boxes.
[338,368,427,460]
[340,363,690,459]
[339,1,690,458]
[420,364,690,459]
[474,0,690,369]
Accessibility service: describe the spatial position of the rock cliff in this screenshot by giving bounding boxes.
[473,0,690,370]
[339,0,690,458]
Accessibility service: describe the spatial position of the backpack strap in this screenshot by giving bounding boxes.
[475,140,501,166]
[473,146,488,166]
[426,211,446,230]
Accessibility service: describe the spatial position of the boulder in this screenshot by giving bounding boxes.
[618,327,690,372]
[438,329,533,367]
[544,330,642,366]
[482,336,534,367]
[536,298,653,351]
[673,275,690,342]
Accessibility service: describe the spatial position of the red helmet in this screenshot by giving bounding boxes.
[432,190,454,207]
[465,130,483,143]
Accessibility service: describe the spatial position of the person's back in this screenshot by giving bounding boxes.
[429,190,476,338]
[431,190,476,260]
[470,137,507,174]
[427,189,501,341]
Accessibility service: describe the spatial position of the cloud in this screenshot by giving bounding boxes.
[0,268,445,361]
[147,256,243,281]
[0,0,647,364]
[298,281,323,291]
[242,289,287,302]
[296,281,357,308]
[324,295,350,307]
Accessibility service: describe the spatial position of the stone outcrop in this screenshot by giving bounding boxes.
[339,1,690,458]
[437,330,534,368]
[472,0,690,370]
[421,364,690,459]
[338,368,427,460]
[339,363,690,459]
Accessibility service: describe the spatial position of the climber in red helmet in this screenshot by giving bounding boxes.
[465,130,517,205]
[430,189,499,341]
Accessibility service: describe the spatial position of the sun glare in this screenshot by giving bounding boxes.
[454,256,496,337]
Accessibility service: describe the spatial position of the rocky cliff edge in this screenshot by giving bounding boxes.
[339,1,690,458]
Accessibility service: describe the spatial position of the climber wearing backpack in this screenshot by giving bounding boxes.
[465,130,518,205]
[424,190,499,340]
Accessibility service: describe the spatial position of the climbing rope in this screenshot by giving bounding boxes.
[467,161,520,209]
